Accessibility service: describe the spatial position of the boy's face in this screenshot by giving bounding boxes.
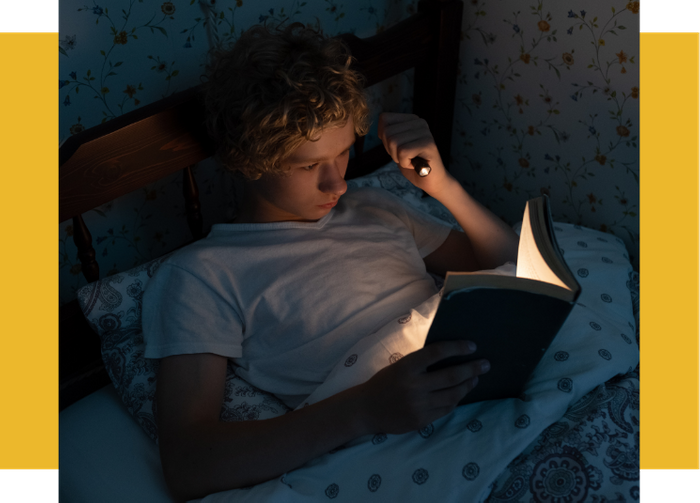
[246,117,356,223]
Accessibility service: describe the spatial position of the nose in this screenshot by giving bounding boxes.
[318,161,347,196]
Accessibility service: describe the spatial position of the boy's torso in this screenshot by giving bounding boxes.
[143,187,450,407]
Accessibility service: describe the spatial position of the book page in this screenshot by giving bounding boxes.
[516,202,570,289]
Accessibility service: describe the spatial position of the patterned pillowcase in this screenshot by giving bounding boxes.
[74,163,420,444]
[77,171,639,444]
[76,255,291,443]
[297,224,637,412]
[350,162,639,339]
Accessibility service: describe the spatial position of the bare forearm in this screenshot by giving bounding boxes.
[159,341,490,501]
[376,113,518,270]
[161,385,371,501]
[430,176,519,269]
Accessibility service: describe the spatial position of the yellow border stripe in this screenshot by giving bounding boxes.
[0,33,58,468]
[0,31,695,474]
[640,33,699,469]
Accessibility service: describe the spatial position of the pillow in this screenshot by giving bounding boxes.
[77,163,638,444]
[351,161,638,337]
[76,256,291,443]
[72,162,416,443]
[298,226,637,411]
[347,162,462,229]
[73,162,442,443]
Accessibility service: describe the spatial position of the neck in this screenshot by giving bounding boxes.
[233,183,259,223]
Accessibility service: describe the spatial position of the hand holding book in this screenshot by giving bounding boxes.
[424,195,581,405]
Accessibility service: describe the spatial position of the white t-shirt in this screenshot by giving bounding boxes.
[143,187,452,408]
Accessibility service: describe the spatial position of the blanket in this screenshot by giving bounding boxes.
[198,223,638,503]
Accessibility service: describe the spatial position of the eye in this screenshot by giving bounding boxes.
[302,164,317,171]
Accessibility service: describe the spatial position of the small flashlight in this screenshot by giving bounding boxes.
[411,157,431,177]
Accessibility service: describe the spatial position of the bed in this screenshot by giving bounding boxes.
[59,1,640,501]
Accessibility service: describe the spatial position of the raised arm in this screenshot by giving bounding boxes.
[156,342,489,501]
[378,112,519,273]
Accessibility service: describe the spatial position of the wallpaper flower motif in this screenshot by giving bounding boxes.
[58,0,417,303]
[457,1,638,265]
[59,0,639,304]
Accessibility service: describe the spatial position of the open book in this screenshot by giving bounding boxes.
[425,195,581,405]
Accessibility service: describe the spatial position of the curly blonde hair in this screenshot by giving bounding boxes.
[204,23,371,180]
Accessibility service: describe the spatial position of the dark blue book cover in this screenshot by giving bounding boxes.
[425,196,581,405]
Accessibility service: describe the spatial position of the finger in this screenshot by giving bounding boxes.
[378,117,428,147]
[383,130,432,166]
[377,112,420,142]
[410,340,477,369]
[430,375,481,409]
[394,137,436,169]
[424,360,490,391]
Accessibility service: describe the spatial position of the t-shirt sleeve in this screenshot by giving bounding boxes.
[373,188,453,258]
[142,262,244,359]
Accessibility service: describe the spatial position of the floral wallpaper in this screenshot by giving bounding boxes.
[456,1,639,263]
[59,0,639,303]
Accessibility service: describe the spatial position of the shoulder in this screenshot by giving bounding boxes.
[342,186,408,212]
[144,241,238,315]
[160,242,209,273]
[334,186,423,235]
[151,238,231,286]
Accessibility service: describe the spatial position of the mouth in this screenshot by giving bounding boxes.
[317,200,338,209]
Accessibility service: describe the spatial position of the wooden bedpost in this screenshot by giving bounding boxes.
[58,5,465,410]
[72,214,100,283]
[414,0,463,170]
[183,165,204,241]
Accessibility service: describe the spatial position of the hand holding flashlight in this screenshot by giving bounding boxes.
[411,157,431,177]
[378,113,446,188]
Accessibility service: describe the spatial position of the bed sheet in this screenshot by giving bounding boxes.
[59,367,639,503]
[61,163,639,502]
[59,384,174,503]
[194,166,639,502]
[487,367,639,502]
[196,273,638,502]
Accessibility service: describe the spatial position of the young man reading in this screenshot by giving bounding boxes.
[143,23,518,501]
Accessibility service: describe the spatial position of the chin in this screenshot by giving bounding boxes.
[311,206,334,219]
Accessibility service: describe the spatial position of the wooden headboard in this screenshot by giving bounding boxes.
[59,0,464,410]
